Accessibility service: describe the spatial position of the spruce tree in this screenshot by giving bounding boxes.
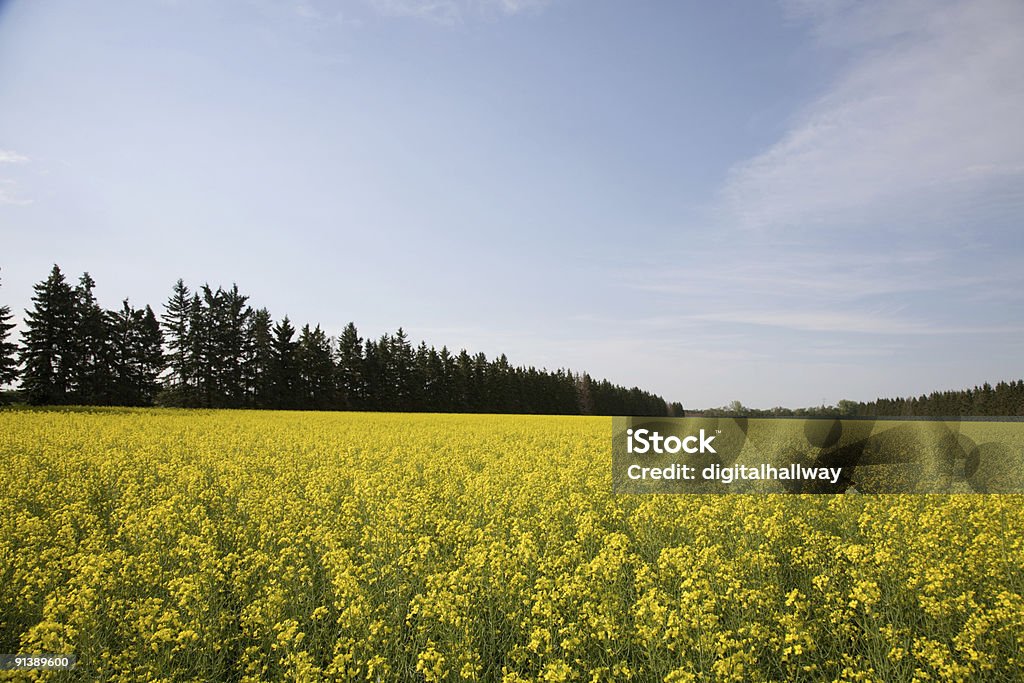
[161,279,194,401]
[72,273,113,404]
[20,265,78,405]
[270,316,298,409]
[137,305,164,404]
[335,322,364,410]
[296,324,335,410]
[0,273,18,389]
[437,346,456,411]
[362,339,382,410]
[391,328,414,410]
[108,301,164,405]
[219,284,251,407]
[188,292,211,407]
[244,308,274,408]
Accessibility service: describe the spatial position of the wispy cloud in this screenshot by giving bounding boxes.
[367,0,552,24]
[722,0,1024,232]
[621,245,1024,305]
[0,150,29,164]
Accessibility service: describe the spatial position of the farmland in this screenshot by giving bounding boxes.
[1,408,1022,681]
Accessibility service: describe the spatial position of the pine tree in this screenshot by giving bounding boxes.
[216,284,251,407]
[189,291,212,407]
[362,339,382,410]
[391,327,414,410]
[296,324,335,410]
[436,346,456,412]
[335,322,364,410]
[197,285,224,406]
[454,350,473,411]
[161,279,194,402]
[243,308,274,408]
[137,305,164,404]
[0,272,18,390]
[20,265,78,405]
[72,272,113,404]
[413,341,431,411]
[107,300,164,405]
[270,316,298,409]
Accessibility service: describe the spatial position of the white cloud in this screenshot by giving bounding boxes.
[0,150,29,164]
[367,0,551,24]
[722,0,1024,232]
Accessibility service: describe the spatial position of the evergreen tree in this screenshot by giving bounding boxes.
[0,273,18,389]
[72,273,113,404]
[454,350,473,411]
[335,322,365,410]
[391,328,414,410]
[161,279,194,402]
[19,265,78,405]
[413,341,431,411]
[270,316,298,409]
[436,346,456,411]
[107,300,164,405]
[217,284,251,407]
[189,291,212,407]
[243,307,274,408]
[137,305,165,404]
[577,373,594,415]
[296,324,335,410]
[197,285,225,406]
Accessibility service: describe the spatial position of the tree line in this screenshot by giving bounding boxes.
[702,381,1024,418]
[0,266,680,416]
[837,381,1024,417]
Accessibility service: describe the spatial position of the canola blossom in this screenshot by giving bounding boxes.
[1,408,1022,681]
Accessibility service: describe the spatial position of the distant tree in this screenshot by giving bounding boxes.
[335,322,364,410]
[436,346,456,411]
[19,265,78,404]
[0,272,18,389]
[72,273,113,404]
[108,300,164,405]
[243,307,274,408]
[413,341,431,411]
[217,284,251,407]
[270,316,298,409]
[727,400,746,415]
[454,350,473,411]
[296,323,335,410]
[189,290,213,406]
[491,353,515,412]
[161,279,194,401]
[362,338,383,410]
[577,373,594,415]
[137,306,164,403]
[391,328,414,410]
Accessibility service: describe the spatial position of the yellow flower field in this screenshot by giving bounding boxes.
[1,408,1022,681]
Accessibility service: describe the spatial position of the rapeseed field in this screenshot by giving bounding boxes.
[1,408,1022,681]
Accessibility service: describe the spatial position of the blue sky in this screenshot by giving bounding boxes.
[1,0,1022,409]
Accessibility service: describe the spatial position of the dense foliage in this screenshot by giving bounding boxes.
[2,265,675,416]
[2,409,1021,681]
